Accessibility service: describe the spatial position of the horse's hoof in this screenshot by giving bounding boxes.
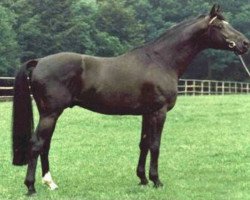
[42,172,58,190]
[42,180,58,190]
[26,188,36,196]
[139,178,149,186]
[153,180,163,188]
[49,182,58,190]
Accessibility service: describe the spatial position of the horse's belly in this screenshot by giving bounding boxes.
[74,90,166,115]
[75,103,164,115]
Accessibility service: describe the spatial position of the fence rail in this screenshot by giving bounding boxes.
[178,79,250,95]
[1,77,250,100]
[0,77,15,100]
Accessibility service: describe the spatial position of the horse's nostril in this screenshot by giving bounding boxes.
[243,40,250,48]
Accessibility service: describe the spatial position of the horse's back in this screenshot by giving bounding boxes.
[32,52,84,80]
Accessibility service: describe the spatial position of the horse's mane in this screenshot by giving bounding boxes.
[155,12,226,41]
[153,16,203,42]
[131,14,208,52]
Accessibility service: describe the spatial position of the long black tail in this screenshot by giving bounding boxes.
[12,60,37,166]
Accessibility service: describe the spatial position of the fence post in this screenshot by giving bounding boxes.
[208,81,211,95]
[222,82,225,95]
[192,80,195,96]
[184,80,187,96]
[201,81,204,95]
[215,81,218,95]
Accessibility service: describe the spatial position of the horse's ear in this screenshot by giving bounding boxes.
[217,5,221,13]
[210,4,220,18]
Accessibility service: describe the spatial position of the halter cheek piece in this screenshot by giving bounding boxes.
[209,16,217,25]
[209,16,236,49]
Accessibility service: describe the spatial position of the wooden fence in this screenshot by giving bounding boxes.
[1,77,250,100]
[0,77,15,100]
[178,79,250,95]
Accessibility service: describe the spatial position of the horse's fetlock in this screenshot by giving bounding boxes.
[149,173,158,182]
[137,167,145,178]
[24,179,35,188]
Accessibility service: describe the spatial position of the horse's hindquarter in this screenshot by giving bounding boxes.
[76,54,178,115]
[31,53,85,111]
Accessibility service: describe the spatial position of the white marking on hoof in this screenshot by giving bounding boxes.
[42,172,58,190]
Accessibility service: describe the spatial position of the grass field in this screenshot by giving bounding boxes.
[0,95,250,200]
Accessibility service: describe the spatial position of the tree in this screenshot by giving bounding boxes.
[16,0,78,61]
[0,5,20,76]
[95,0,144,56]
[68,0,98,55]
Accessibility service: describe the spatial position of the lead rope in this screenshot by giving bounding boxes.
[238,55,250,77]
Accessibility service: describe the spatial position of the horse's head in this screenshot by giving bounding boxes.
[204,4,249,55]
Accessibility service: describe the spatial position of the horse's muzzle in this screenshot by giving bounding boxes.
[242,40,250,52]
[233,40,249,55]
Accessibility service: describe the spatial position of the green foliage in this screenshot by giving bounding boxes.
[93,32,126,56]
[69,1,98,54]
[95,0,145,55]
[18,0,78,60]
[0,5,20,76]
[0,0,250,80]
[1,95,250,199]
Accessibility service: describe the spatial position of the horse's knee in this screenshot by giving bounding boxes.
[150,143,160,154]
[139,143,147,151]
[139,137,150,150]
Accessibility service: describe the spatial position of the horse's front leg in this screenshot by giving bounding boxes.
[148,107,167,187]
[137,115,151,185]
[137,107,167,187]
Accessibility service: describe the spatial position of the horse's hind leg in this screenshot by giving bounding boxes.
[24,111,61,195]
[40,114,61,190]
[40,141,58,190]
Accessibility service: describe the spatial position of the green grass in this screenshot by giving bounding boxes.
[1,95,250,200]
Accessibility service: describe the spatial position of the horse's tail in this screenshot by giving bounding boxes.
[12,60,38,166]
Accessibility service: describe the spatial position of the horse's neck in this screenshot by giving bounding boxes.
[146,17,209,77]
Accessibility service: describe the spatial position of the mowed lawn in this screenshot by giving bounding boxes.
[0,95,250,200]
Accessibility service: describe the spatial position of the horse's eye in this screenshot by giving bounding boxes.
[217,24,223,29]
[211,22,223,29]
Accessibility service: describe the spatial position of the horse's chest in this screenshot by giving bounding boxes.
[139,80,177,110]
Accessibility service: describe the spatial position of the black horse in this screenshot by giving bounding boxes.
[12,5,249,195]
